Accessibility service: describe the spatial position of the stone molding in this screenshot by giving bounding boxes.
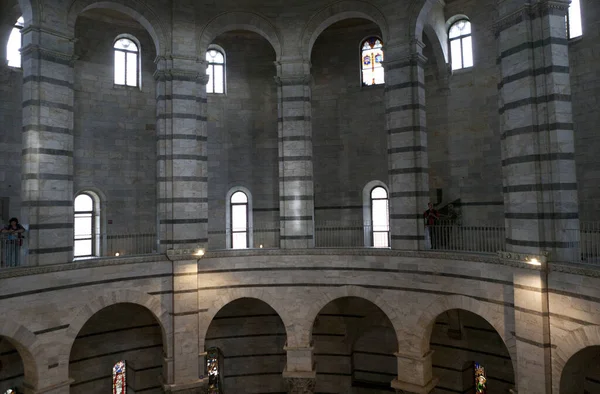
[283,370,317,394]
[274,74,311,87]
[494,0,569,36]
[153,69,208,84]
[20,44,77,66]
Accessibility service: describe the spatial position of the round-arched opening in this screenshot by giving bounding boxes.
[69,303,165,393]
[429,309,515,393]
[206,30,279,250]
[311,297,398,392]
[204,298,286,393]
[560,345,600,393]
[311,18,387,247]
[0,337,25,394]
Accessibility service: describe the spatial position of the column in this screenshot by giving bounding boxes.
[163,253,207,393]
[384,40,429,250]
[512,256,552,393]
[275,59,314,248]
[20,27,75,265]
[497,0,579,261]
[391,351,437,394]
[155,57,208,253]
[283,345,316,393]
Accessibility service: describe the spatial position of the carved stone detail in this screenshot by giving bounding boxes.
[284,377,316,393]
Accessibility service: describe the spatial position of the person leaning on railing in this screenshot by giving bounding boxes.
[1,217,25,267]
[424,202,440,250]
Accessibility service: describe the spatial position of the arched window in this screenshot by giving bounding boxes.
[112,360,126,394]
[566,0,583,39]
[74,193,97,258]
[207,347,224,393]
[7,16,24,68]
[230,191,249,249]
[206,47,225,94]
[361,37,384,86]
[370,187,389,248]
[114,37,139,87]
[449,19,473,70]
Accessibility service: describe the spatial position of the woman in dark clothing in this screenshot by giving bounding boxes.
[2,217,25,267]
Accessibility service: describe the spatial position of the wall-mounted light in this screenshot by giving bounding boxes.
[259,244,263,249]
[526,257,541,266]
[195,249,205,257]
[115,252,120,257]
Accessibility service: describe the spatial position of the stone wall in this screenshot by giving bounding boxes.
[206,31,279,249]
[69,303,163,394]
[73,15,157,236]
[204,298,286,393]
[0,337,23,393]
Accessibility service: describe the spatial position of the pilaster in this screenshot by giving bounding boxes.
[384,40,429,250]
[391,351,437,393]
[496,0,579,262]
[275,59,314,248]
[155,56,209,252]
[20,26,76,266]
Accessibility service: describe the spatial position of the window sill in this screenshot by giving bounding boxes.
[451,66,473,75]
[113,84,141,91]
[568,36,583,46]
[361,84,385,91]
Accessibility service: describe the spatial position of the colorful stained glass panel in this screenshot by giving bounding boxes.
[474,362,487,394]
[361,37,384,86]
[112,360,126,394]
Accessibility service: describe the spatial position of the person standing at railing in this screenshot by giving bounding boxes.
[424,202,440,250]
[1,217,25,267]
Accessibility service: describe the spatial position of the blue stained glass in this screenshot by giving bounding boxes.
[474,362,487,394]
[112,360,126,394]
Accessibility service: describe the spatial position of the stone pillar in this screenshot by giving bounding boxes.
[384,41,429,250]
[155,57,208,252]
[497,0,579,261]
[510,252,551,393]
[275,60,314,248]
[283,373,316,394]
[20,27,75,265]
[283,345,316,393]
[163,252,207,393]
[391,351,437,394]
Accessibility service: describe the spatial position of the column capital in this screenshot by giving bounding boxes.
[20,44,78,67]
[283,370,316,394]
[383,39,427,70]
[154,55,209,84]
[23,379,74,394]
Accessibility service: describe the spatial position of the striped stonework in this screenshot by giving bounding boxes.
[155,59,208,252]
[275,61,314,248]
[496,0,579,261]
[384,42,429,250]
[20,29,75,265]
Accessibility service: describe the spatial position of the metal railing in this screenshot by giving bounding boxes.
[567,222,600,265]
[1,234,26,268]
[74,233,158,259]
[209,227,281,250]
[428,223,506,254]
[315,222,388,248]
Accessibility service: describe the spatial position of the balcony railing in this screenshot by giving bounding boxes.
[1,234,26,268]
[567,222,600,265]
[428,223,506,254]
[315,223,389,248]
[74,233,158,260]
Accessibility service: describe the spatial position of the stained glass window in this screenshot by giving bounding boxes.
[114,37,139,87]
[361,37,384,86]
[7,17,24,68]
[4,389,16,394]
[112,360,126,394]
[566,0,582,39]
[371,187,389,248]
[207,347,224,393]
[474,362,487,394]
[449,19,473,70]
[206,48,225,94]
[230,191,248,249]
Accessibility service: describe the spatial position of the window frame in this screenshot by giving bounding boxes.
[362,181,390,248]
[230,191,248,249]
[370,186,390,248]
[360,36,385,87]
[448,18,473,71]
[206,45,226,95]
[226,187,253,249]
[566,0,583,40]
[7,16,24,69]
[113,35,141,88]
[74,193,96,258]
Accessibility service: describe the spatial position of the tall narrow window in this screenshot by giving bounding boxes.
[370,187,389,248]
[361,37,384,86]
[114,37,139,87]
[474,363,487,394]
[74,193,95,258]
[230,191,248,249]
[566,0,583,39]
[7,16,24,68]
[206,48,225,94]
[449,19,473,70]
[207,347,224,394]
[112,360,126,394]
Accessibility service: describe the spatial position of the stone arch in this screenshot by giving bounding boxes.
[67,0,168,56]
[409,0,440,42]
[199,290,292,348]
[553,325,600,393]
[65,289,172,359]
[301,0,389,61]
[299,285,401,348]
[198,11,282,60]
[0,319,44,388]
[415,294,517,373]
